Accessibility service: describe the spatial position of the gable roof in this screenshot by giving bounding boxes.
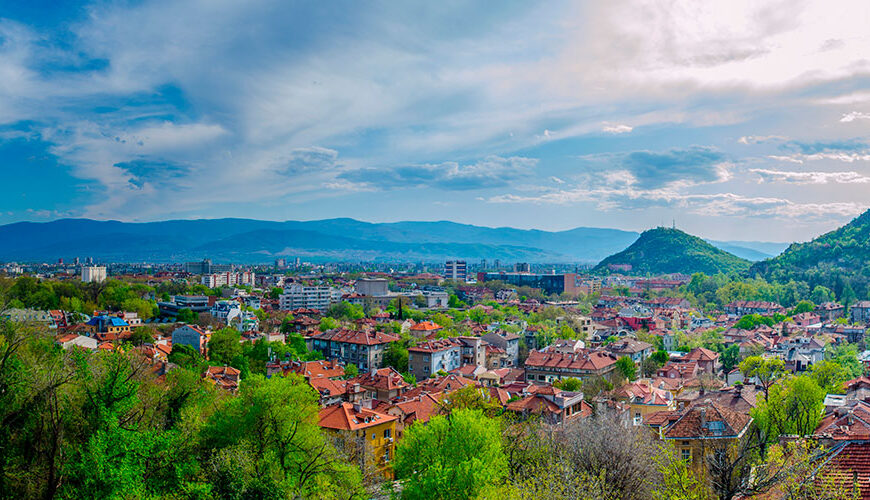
[663,401,752,440]
[318,402,397,431]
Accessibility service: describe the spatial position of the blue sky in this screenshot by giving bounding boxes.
[1,0,870,241]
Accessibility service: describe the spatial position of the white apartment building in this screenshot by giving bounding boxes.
[201,271,256,288]
[279,284,342,312]
[81,266,107,283]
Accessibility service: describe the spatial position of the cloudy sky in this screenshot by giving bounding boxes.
[2,0,870,242]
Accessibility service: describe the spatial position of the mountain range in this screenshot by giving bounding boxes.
[0,218,789,264]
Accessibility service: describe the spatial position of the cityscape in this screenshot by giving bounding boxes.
[3,1,870,499]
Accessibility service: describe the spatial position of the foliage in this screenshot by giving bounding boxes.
[394,409,507,500]
[593,227,751,276]
[753,375,825,439]
[344,363,358,378]
[208,327,242,365]
[615,356,637,381]
[751,209,870,301]
[552,377,583,392]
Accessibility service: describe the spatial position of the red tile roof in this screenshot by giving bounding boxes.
[663,401,752,439]
[318,402,397,431]
[312,328,399,346]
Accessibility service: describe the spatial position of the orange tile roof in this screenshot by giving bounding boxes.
[410,321,442,331]
[318,402,397,431]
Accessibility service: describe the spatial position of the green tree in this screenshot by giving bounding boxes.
[720,344,740,374]
[753,375,825,439]
[201,374,363,498]
[208,327,242,365]
[738,356,785,399]
[552,377,583,392]
[383,342,409,372]
[129,326,156,346]
[176,308,197,324]
[615,356,637,381]
[394,409,507,500]
[809,360,850,394]
[344,363,359,378]
[789,300,815,315]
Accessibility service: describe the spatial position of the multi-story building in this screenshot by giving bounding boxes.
[481,331,520,367]
[724,301,785,317]
[524,349,618,384]
[158,295,211,316]
[279,284,342,312]
[81,266,107,283]
[319,401,398,478]
[407,339,462,381]
[184,259,232,275]
[444,260,467,282]
[604,339,654,364]
[355,278,390,296]
[456,336,487,367]
[171,325,208,354]
[477,272,580,296]
[852,301,870,324]
[309,329,399,372]
[815,302,845,322]
[201,271,256,288]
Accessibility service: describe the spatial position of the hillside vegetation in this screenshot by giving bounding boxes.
[594,227,752,275]
[751,209,870,301]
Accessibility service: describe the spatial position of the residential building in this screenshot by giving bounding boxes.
[318,402,398,478]
[408,339,462,381]
[204,365,241,392]
[481,331,520,367]
[524,349,618,384]
[310,329,399,371]
[660,401,753,468]
[279,284,341,312]
[56,333,98,350]
[172,325,208,354]
[354,367,410,401]
[616,380,674,425]
[210,300,242,324]
[724,301,785,317]
[456,336,487,367]
[815,302,845,322]
[852,301,870,324]
[680,347,720,374]
[605,338,654,363]
[81,266,107,283]
[444,260,467,281]
[505,385,592,425]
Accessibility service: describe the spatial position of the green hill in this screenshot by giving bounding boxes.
[594,227,751,275]
[750,209,870,300]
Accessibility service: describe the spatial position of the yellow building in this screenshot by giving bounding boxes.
[660,401,752,467]
[318,402,398,478]
[617,380,675,425]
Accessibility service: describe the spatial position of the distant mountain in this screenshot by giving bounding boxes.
[0,218,784,264]
[706,241,778,261]
[750,209,870,299]
[594,227,752,275]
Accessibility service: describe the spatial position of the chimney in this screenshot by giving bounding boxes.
[700,407,707,429]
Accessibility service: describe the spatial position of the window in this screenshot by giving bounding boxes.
[372,433,376,440]
[681,449,691,461]
[384,428,391,439]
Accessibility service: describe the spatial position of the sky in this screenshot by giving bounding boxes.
[2,0,870,242]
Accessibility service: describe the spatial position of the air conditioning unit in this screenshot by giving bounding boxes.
[387,437,394,442]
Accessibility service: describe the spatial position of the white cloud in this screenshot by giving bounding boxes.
[750,168,870,184]
[840,111,870,123]
[602,123,633,134]
[738,135,787,144]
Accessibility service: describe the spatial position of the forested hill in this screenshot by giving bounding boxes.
[750,209,870,300]
[593,227,752,275]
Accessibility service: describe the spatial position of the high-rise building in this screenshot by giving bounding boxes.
[58,258,64,265]
[74,257,80,265]
[275,258,287,268]
[514,262,531,273]
[81,266,107,283]
[444,260,467,281]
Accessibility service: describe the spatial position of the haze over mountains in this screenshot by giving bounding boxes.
[0,218,788,264]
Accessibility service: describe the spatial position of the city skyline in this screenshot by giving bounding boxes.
[3,1,870,240]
